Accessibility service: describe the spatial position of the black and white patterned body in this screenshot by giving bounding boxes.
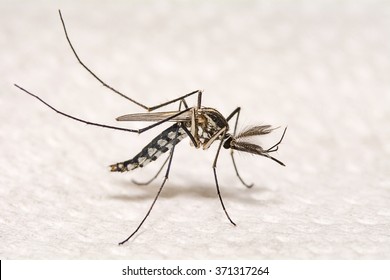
[110,107,229,172]
[110,123,187,172]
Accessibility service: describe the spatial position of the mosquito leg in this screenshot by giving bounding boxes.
[259,153,286,166]
[196,90,202,109]
[148,90,201,112]
[256,127,287,167]
[230,153,254,188]
[212,130,236,227]
[132,156,170,186]
[58,10,148,109]
[118,176,167,244]
[59,10,201,112]
[14,84,140,133]
[226,107,241,133]
[226,107,254,188]
[175,100,198,147]
[118,123,180,245]
[267,146,278,153]
[14,83,194,135]
[265,127,288,153]
[180,98,189,110]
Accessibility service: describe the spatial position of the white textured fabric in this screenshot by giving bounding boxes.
[1,0,389,259]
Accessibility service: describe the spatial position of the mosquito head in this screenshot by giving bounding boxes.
[223,126,287,166]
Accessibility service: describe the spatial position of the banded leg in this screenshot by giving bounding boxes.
[226,107,254,188]
[212,129,236,227]
[118,122,181,245]
[132,156,170,186]
[14,84,193,135]
[58,10,202,112]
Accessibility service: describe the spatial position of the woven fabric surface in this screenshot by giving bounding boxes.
[1,0,389,259]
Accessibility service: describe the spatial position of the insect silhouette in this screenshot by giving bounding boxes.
[14,10,287,245]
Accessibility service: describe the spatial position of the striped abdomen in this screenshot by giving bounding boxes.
[110,123,187,172]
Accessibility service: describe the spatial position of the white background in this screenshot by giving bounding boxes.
[1,0,389,259]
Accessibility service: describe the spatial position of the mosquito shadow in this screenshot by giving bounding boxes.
[109,179,280,206]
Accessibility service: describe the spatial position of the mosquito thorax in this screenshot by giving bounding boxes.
[200,108,229,130]
[195,107,230,146]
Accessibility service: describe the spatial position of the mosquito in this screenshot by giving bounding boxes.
[14,10,287,245]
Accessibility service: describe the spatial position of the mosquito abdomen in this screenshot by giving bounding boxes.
[110,123,187,172]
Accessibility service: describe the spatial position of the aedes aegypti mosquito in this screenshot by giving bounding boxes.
[14,10,287,245]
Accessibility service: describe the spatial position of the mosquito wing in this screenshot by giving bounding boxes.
[116,110,192,122]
